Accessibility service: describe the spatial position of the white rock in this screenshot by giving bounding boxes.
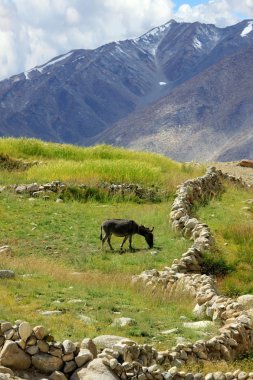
[18,321,32,342]
[111,317,136,327]
[183,321,214,329]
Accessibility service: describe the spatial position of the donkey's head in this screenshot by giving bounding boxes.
[139,225,154,248]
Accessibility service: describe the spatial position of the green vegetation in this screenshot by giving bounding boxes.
[0,192,209,348]
[0,138,208,349]
[0,138,204,192]
[2,137,252,357]
[197,183,253,296]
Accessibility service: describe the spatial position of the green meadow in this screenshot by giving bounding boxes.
[1,137,252,361]
[196,183,253,296]
[0,138,208,350]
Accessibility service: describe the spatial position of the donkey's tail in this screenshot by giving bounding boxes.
[100,226,103,241]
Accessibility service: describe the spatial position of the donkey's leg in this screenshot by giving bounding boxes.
[120,236,128,251]
[107,234,114,251]
[129,235,133,250]
[102,233,113,251]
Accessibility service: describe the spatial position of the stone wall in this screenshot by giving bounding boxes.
[1,168,253,380]
[3,181,163,202]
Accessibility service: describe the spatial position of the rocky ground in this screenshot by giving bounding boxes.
[211,161,253,186]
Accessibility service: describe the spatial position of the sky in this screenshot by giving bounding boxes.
[0,0,253,80]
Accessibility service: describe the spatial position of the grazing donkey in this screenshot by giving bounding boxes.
[100,219,154,251]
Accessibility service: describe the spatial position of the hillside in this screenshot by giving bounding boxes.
[0,20,253,161]
[97,44,253,162]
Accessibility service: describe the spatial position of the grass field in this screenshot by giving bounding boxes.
[1,138,252,358]
[0,139,210,350]
[0,192,215,349]
[196,183,253,296]
[0,138,204,193]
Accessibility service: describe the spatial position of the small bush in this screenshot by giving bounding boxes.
[201,253,235,277]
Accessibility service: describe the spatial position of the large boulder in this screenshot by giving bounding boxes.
[0,341,31,370]
[238,160,253,168]
[32,353,63,373]
[70,358,120,380]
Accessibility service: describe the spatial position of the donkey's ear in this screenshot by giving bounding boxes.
[150,227,154,232]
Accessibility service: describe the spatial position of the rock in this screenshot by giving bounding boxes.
[238,160,253,168]
[183,321,214,329]
[237,372,248,380]
[185,218,199,230]
[39,310,63,316]
[237,295,253,310]
[62,340,76,354]
[18,321,32,342]
[193,304,207,319]
[0,246,12,256]
[92,335,133,350]
[111,317,136,327]
[213,372,226,380]
[37,340,49,353]
[27,183,40,192]
[15,185,27,193]
[27,345,39,357]
[161,328,179,335]
[75,349,93,367]
[0,340,31,369]
[50,371,68,380]
[63,360,77,373]
[79,315,94,325]
[0,366,14,376]
[70,358,120,380]
[0,322,12,333]
[32,353,63,374]
[3,329,14,340]
[80,339,97,359]
[0,270,15,279]
[33,325,47,340]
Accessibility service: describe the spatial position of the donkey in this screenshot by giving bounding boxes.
[100,219,154,251]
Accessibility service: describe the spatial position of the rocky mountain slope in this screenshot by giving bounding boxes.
[0,19,253,161]
[97,43,253,161]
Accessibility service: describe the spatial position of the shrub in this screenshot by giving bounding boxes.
[201,253,235,277]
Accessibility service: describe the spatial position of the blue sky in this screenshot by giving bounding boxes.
[0,0,253,80]
[174,0,208,7]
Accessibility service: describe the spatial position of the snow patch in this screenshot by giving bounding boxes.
[193,37,202,49]
[24,51,74,80]
[159,81,167,86]
[146,23,169,38]
[135,21,172,55]
[39,51,74,70]
[241,21,253,37]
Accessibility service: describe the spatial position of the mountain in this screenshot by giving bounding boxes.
[96,42,253,162]
[0,19,253,161]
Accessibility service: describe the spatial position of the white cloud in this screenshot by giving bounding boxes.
[0,0,252,80]
[175,0,253,26]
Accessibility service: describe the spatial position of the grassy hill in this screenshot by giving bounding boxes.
[0,137,204,190]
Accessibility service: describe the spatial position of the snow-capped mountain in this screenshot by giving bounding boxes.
[0,19,253,161]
